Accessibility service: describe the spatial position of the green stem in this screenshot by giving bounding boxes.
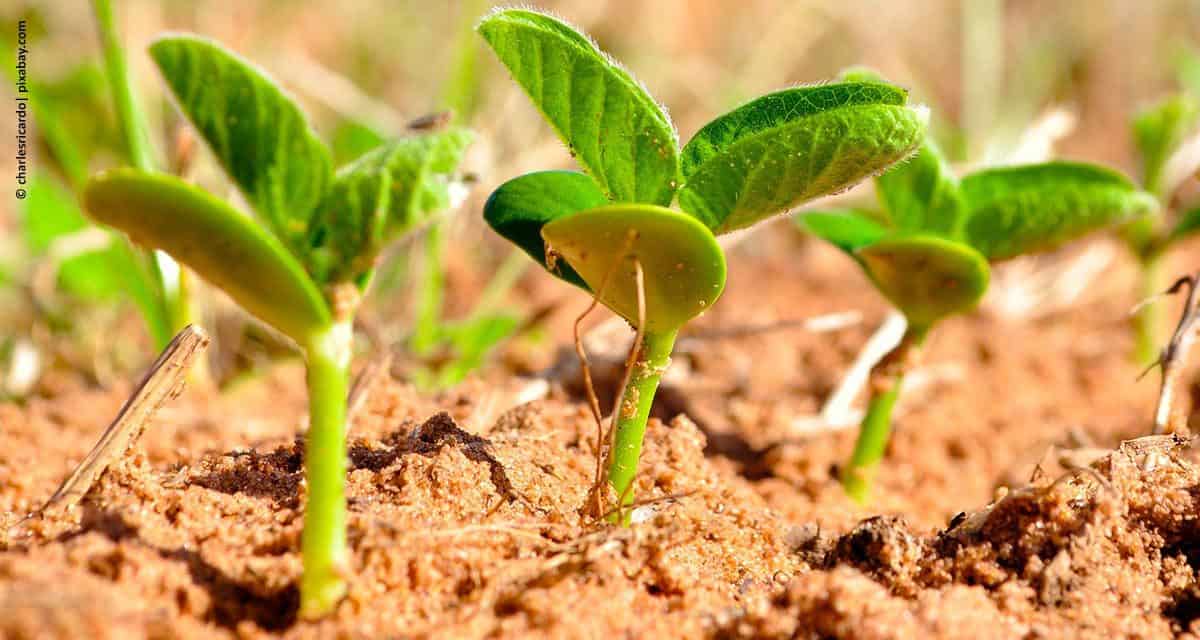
[1134,253,1165,367]
[92,0,192,346]
[411,221,446,358]
[606,328,677,523]
[298,322,352,619]
[840,326,928,504]
[92,0,154,172]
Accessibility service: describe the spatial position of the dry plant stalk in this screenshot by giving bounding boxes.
[1151,271,1200,434]
[40,325,210,516]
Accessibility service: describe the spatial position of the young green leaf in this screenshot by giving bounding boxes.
[678,82,926,233]
[84,169,331,342]
[542,204,726,332]
[309,128,474,285]
[838,66,886,84]
[961,162,1158,260]
[483,170,608,288]
[1171,205,1200,243]
[875,139,964,237]
[432,313,521,388]
[856,235,990,329]
[369,128,474,233]
[330,120,386,165]
[477,9,679,205]
[1133,94,1198,194]
[797,209,889,253]
[306,159,391,286]
[149,35,333,252]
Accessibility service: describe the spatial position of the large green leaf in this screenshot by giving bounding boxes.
[857,235,990,330]
[961,162,1158,261]
[309,128,473,285]
[483,171,608,288]
[875,139,964,237]
[797,209,889,254]
[1132,94,1198,194]
[84,169,331,344]
[477,9,679,205]
[677,82,926,233]
[149,35,333,253]
[542,205,726,332]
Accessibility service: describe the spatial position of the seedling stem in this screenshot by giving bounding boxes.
[1135,252,1167,366]
[607,328,677,521]
[841,325,928,503]
[299,321,353,618]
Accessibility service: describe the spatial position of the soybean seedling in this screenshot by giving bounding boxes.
[82,35,472,618]
[800,94,1157,502]
[478,8,927,521]
[1123,94,1200,364]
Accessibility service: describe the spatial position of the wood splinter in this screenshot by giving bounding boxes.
[38,324,210,517]
[1147,271,1200,435]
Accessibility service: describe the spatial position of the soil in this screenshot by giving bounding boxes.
[2,230,1199,639]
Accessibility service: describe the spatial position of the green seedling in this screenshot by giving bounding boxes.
[92,0,193,347]
[11,3,187,356]
[801,112,1156,502]
[1123,94,1200,364]
[478,8,927,520]
[81,35,472,618]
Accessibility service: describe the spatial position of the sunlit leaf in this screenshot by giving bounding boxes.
[961,162,1158,260]
[309,128,473,285]
[478,8,679,205]
[306,159,391,286]
[838,66,886,84]
[84,169,331,343]
[483,170,607,288]
[330,120,385,166]
[875,139,964,237]
[1133,94,1198,193]
[797,209,889,254]
[150,35,333,252]
[857,234,989,330]
[678,82,926,233]
[542,204,726,332]
[370,128,474,232]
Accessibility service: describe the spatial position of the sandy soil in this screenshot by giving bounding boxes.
[1,232,1197,639]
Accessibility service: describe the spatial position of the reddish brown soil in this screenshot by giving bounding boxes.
[1,233,1198,639]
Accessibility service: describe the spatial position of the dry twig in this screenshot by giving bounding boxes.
[1146,271,1200,434]
[39,325,210,517]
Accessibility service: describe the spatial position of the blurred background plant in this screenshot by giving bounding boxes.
[2,0,1198,399]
